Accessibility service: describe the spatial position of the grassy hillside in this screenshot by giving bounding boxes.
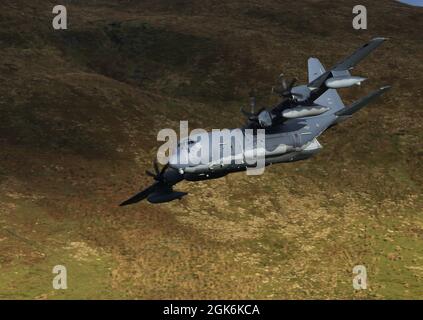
[0,0,422,299]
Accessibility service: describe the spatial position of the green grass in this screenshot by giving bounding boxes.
[0,196,122,299]
[0,0,422,299]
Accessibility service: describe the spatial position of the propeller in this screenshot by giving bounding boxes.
[249,91,256,114]
[119,158,184,206]
[241,89,274,128]
[145,159,168,182]
[272,74,303,100]
[240,105,265,120]
[241,90,264,124]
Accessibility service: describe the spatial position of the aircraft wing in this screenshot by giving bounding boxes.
[331,37,387,71]
[335,86,391,117]
[308,38,387,109]
[119,182,159,206]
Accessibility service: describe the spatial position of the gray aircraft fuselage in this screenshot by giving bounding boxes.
[120,37,391,205]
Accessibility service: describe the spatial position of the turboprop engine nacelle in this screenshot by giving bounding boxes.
[282,105,329,119]
[325,76,366,89]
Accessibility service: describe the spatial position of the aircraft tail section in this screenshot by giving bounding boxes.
[308,38,387,103]
[308,58,326,83]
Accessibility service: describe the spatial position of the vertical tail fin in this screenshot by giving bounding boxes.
[308,58,326,83]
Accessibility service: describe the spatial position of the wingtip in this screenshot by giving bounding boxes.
[380,85,392,91]
[373,37,389,42]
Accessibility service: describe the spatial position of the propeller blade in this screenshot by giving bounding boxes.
[288,78,297,90]
[159,163,169,175]
[282,78,288,90]
[145,170,156,178]
[240,107,254,118]
[250,96,256,113]
[153,159,159,175]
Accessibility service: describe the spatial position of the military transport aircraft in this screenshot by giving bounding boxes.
[120,37,390,205]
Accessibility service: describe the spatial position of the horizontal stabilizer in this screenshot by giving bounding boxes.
[335,85,391,117]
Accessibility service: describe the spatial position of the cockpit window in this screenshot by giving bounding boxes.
[178,140,196,147]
